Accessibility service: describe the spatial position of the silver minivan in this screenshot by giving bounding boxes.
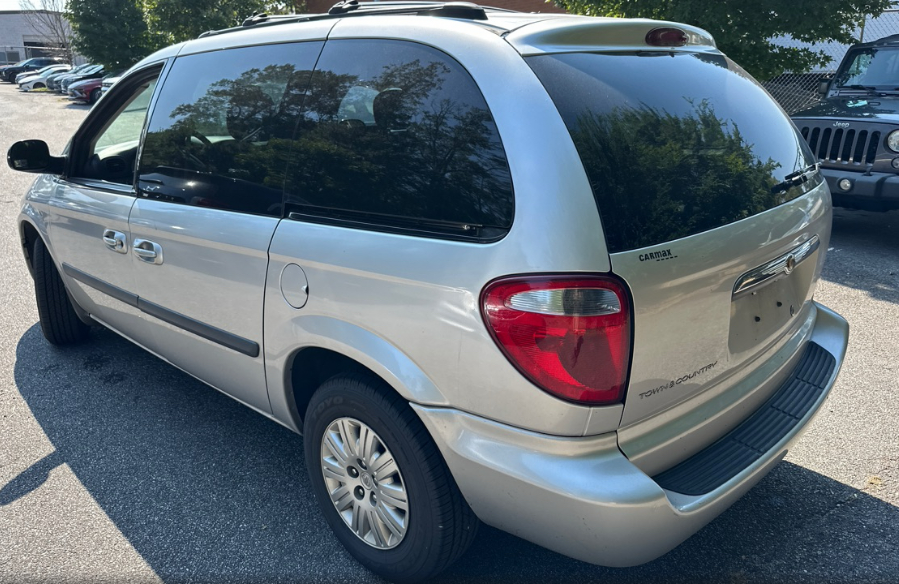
[10,3,849,582]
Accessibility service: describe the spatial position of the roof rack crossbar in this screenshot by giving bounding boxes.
[198,1,490,39]
[329,0,361,14]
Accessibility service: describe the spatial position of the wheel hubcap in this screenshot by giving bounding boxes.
[320,417,409,549]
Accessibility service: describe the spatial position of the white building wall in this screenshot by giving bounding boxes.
[0,11,32,62]
[0,10,79,65]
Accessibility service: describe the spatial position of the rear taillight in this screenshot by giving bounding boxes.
[481,275,632,406]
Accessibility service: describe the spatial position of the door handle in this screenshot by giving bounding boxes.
[102,229,128,254]
[133,239,163,265]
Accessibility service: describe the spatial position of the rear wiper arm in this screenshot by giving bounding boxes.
[771,164,819,194]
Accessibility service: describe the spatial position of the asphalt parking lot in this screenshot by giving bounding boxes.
[1,82,897,584]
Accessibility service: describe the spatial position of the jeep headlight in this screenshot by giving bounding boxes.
[888,130,899,153]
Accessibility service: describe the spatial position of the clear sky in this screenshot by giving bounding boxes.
[0,0,55,11]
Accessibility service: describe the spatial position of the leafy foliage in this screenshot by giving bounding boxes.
[66,0,157,70]
[66,0,291,70]
[551,0,893,79]
[145,0,270,44]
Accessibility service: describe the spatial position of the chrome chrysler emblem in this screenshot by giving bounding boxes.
[784,255,796,275]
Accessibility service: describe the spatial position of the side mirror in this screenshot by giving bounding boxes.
[7,140,65,174]
[818,75,834,96]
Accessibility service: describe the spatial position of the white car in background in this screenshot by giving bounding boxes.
[19,64,71,91]
[14,63,67,84]
[100,74,122,96]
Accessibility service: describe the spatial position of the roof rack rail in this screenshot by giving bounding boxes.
[198,2,492,39]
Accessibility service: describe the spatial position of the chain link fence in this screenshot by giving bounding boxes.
[763,10,899,114]
[0,44,69,65]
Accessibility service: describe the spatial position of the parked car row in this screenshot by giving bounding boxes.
[5,60,121,105]
[59,64,106,95]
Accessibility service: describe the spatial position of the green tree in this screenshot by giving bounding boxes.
[146,0,271,43]
[67,1,295,70]
[67,0,157,70]
[551,0,892,80]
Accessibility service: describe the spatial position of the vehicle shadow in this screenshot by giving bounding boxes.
[11,325,899,583]
[15,89,91,109]
[823,207,899,304]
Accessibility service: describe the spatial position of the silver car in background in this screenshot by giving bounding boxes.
[10,3,849,582]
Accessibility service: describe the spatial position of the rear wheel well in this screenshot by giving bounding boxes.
[290,347,383,429]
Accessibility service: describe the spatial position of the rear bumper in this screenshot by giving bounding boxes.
[413,302,848,567]
[821,167,899,210]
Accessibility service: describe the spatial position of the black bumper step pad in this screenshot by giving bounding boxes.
[653,342,836,496]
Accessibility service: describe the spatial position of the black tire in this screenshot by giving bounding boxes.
[89,88,100,104]
[32,238,89,345]
[304,373,478,583]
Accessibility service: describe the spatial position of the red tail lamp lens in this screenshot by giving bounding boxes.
[646,27,689,47]
[481,276,632,405]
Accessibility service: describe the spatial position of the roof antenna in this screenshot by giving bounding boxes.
[329,0,360,14]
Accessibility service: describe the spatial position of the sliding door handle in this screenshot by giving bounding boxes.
[102,229,127,254]
[133,239,163,265]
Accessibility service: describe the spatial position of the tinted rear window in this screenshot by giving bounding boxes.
[527,52,819,253]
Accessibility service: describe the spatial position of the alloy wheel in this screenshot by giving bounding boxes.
[320,417,409,549]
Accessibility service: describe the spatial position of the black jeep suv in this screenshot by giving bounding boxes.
[793,34,899,211]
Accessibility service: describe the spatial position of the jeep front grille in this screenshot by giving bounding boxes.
[799,124,880,166]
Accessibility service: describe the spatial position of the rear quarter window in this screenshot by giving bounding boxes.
[527,51,819,253]
[284,39,514,242]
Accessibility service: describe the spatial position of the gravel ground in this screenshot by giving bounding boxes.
[0,82,897,584]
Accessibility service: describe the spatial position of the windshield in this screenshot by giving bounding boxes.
[527,51,819,253]
[834,47,899,89]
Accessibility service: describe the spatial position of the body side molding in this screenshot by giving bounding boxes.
[61,262,259,357]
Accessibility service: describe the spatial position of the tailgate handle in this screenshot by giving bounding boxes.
[732,235,819,298]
